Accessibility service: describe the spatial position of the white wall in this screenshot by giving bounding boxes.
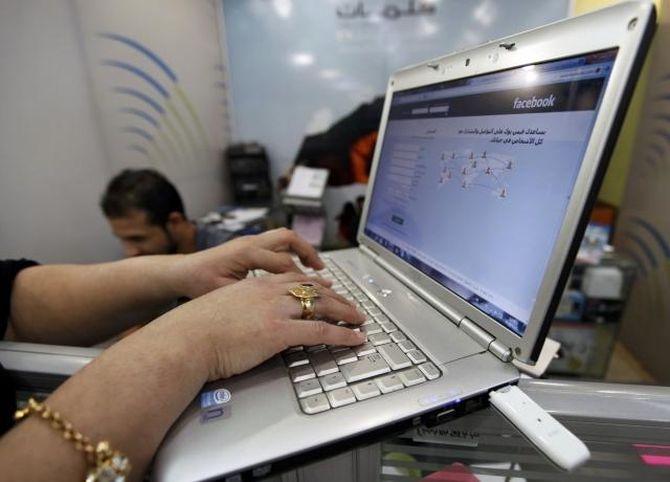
[0,0,230,264]
[75,0,230,220]
[222,0,570,182]
[0,0,119,263]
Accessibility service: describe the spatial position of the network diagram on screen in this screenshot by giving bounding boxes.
[437,150,515,199]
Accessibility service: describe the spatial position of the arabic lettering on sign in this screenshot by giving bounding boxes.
[336,0,437,20]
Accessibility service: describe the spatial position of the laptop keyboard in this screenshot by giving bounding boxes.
[256,256,442,415]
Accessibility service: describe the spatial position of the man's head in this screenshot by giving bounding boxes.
[101,169,195,256]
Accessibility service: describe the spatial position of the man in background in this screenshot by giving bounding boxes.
[101,169,232,256]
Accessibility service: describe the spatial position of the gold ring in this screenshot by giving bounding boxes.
[288,283,320,320]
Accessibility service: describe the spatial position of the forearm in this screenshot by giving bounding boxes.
[0,313,208,482]
[9,256,184,345]
[0,271,367,481]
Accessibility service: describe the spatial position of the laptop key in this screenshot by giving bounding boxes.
[306,344,327,353]
[310,350,339,376]
[300,393,330,414]
[367,307,382,316]
[390,331,407,343]
[407,349,427,364]
[418,362,441,380]
[373,314,390,323]
[397,340,416,353]
[360,323,382,335]
[375,373,404,394]
[340,353,391,383]
[328,344,350,353]
[351,381,381,401]
[368,333,391,346]
[284,351,310,368]
[327,387,357,408]
[289,365,316,383]
[377,343,412,370]
[399,368,426,387]
[333,349,358,365]
[353,342,376,356]
[295,378,323,398]
[379,322,397,333]
[319,372,347,391]
[361,317,375,326]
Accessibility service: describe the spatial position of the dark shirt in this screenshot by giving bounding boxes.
[195,221,236,251]
[0,259,38,434]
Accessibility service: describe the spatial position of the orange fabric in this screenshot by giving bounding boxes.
[590,200,617,227]
[350,131,378,183]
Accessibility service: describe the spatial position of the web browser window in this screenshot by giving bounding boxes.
[364,49,617,336]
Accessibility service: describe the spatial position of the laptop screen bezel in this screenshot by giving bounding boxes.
[356,1,655,363]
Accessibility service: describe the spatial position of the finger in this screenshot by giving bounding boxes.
[281,319,366,348]
[282,293,365,324]
[268,272,332,287]
[317,295,366,324]
[250,249,333,287]
[257,228,324,270]
[249,249,302,275]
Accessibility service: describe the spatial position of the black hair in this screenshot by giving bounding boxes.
[100,169,185,226]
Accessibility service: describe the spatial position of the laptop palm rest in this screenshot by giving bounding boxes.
[328,248,484,365]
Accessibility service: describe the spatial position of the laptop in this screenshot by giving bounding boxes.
[154,3,655,480]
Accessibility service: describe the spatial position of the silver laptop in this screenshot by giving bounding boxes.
[155,3,655,480]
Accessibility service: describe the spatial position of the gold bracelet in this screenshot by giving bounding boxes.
[14,397,131,482]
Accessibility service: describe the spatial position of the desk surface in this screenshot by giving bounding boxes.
[2,342,669,481]
[378,378,670,482]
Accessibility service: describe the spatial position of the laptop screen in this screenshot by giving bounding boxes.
[364,49,617,336]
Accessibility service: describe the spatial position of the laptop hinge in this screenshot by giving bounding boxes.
[459,318,512,362]
[459,318,494,350]
[489,339,513,362]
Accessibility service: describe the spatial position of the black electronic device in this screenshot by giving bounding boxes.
[226,142,272,205]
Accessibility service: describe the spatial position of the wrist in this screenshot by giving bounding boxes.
[159,254,189,299]
[149,301,214,382]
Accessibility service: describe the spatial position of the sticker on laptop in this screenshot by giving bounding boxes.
[200,388,232,423]
[413,425,480,448]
